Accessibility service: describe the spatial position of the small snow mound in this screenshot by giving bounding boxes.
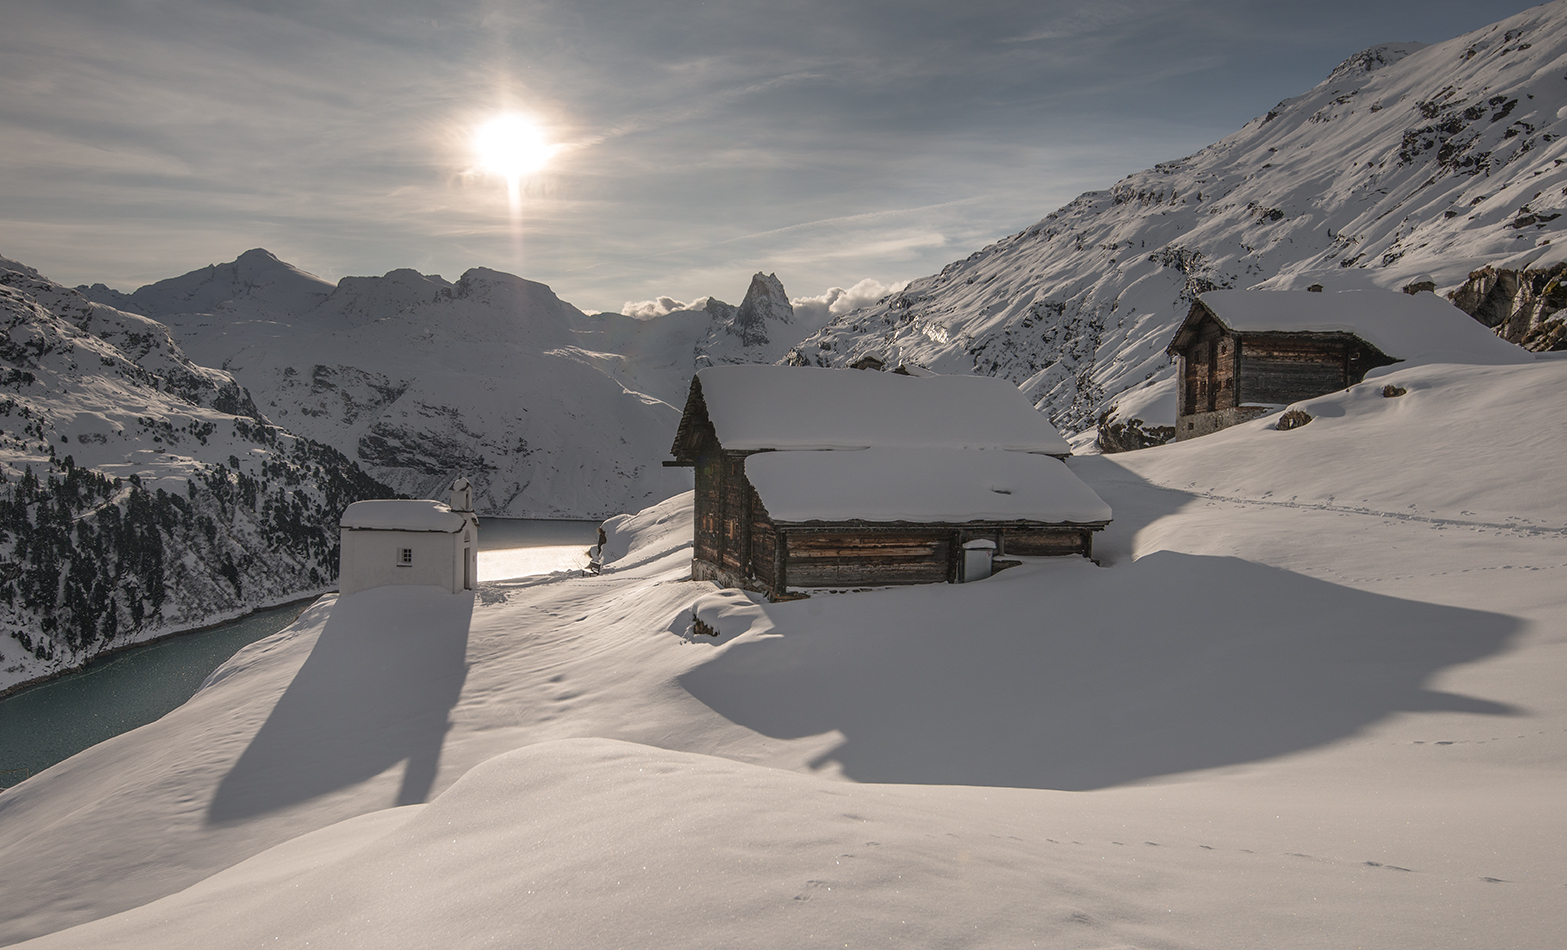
[691,589,774,640]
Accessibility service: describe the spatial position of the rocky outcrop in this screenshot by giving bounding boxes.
[1448,263,1567,351]
[1095,412,1177,454]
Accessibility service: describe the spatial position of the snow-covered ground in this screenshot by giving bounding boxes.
[3,351,1565,947]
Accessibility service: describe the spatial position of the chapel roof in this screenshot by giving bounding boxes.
[340,499,466,532]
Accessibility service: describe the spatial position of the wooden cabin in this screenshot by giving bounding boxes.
[1167,290,1406,440]
[667,365,1111,600]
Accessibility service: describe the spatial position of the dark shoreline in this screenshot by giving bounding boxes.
[0,591,328,702]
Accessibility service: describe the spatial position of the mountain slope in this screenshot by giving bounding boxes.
[88,256,834,518]
[0,256,392,692]
[790,2,1567,436]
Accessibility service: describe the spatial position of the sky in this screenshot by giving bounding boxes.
[0,0,1548,315]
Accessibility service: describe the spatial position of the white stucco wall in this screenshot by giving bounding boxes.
[339,519,478,595]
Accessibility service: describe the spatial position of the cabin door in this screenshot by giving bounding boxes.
[464,546,472,590]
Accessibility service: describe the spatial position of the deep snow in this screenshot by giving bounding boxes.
[1,348,1564,948]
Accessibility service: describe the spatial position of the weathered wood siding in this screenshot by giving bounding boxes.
[693,452,722,567]
[1001,527,1092,557]
[1237,338,1348,406]
[1179,316,1238,416]
[750,496,776,587]
[784,530,953,588]
[720,456,751,574]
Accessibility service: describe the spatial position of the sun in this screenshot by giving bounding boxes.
[474,113,554,178]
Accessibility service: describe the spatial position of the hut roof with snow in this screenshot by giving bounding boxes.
[669,365,1105,599]
[1170,289,1522,365]
[1166,289,1522,441]
[673,364,1072,457]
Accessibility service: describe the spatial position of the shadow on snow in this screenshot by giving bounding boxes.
[681,461,1524,791]
[208,587,472,823]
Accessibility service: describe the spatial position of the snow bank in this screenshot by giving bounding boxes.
[690,589,773,640]
[597,491,694,569]
[746,448,1111,524]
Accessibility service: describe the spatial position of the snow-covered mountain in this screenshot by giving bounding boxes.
[789,2,1567,440]
[83,253,831,517]
[0,256,393,692]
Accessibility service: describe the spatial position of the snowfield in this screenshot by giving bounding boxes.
[2,351,1564,948]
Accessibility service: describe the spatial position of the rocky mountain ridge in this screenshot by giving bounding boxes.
[83,256,828,515]
[782,2,1567,441]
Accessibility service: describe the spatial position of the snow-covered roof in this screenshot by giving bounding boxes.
[691,365,1071,456]
[1189,290,1525,364]
[746,449,1111,524]
[340,499,466,532]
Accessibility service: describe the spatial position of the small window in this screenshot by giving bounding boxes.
[398,548,413,566]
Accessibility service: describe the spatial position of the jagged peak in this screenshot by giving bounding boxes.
[729,272,794,347]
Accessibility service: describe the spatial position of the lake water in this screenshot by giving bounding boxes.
[0,518,601,789]
[478,518,600,581]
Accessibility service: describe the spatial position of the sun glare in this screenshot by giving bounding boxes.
[475,113,554,178]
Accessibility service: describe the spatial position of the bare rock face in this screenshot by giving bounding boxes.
[1448,263,1567,351]
[1095,412,1177,454]
[729,273,793,347]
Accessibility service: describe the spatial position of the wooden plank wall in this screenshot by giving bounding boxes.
[751,506,777,591]
[1238,339,1347,406]
[1180,319,1238,414]
[693,453,722,566]
[1001,527,1091,557]
[784,530,952,587]
[720,456,751,574]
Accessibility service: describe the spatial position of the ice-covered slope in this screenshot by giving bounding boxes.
[0,256,392,692]
[86,257,831,517]
[791,2,1567,436]
[3,340,1565,947]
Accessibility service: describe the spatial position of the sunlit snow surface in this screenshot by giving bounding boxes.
[3,352,1566,948]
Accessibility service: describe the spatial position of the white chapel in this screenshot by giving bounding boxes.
[338,478,480,595]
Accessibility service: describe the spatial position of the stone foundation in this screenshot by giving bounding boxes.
[1174,406,1273,441]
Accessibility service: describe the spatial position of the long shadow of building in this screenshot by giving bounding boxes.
[208,586,472,822]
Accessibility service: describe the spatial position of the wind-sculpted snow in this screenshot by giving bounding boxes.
[789,4,1567,436]
[0,259,394,693]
